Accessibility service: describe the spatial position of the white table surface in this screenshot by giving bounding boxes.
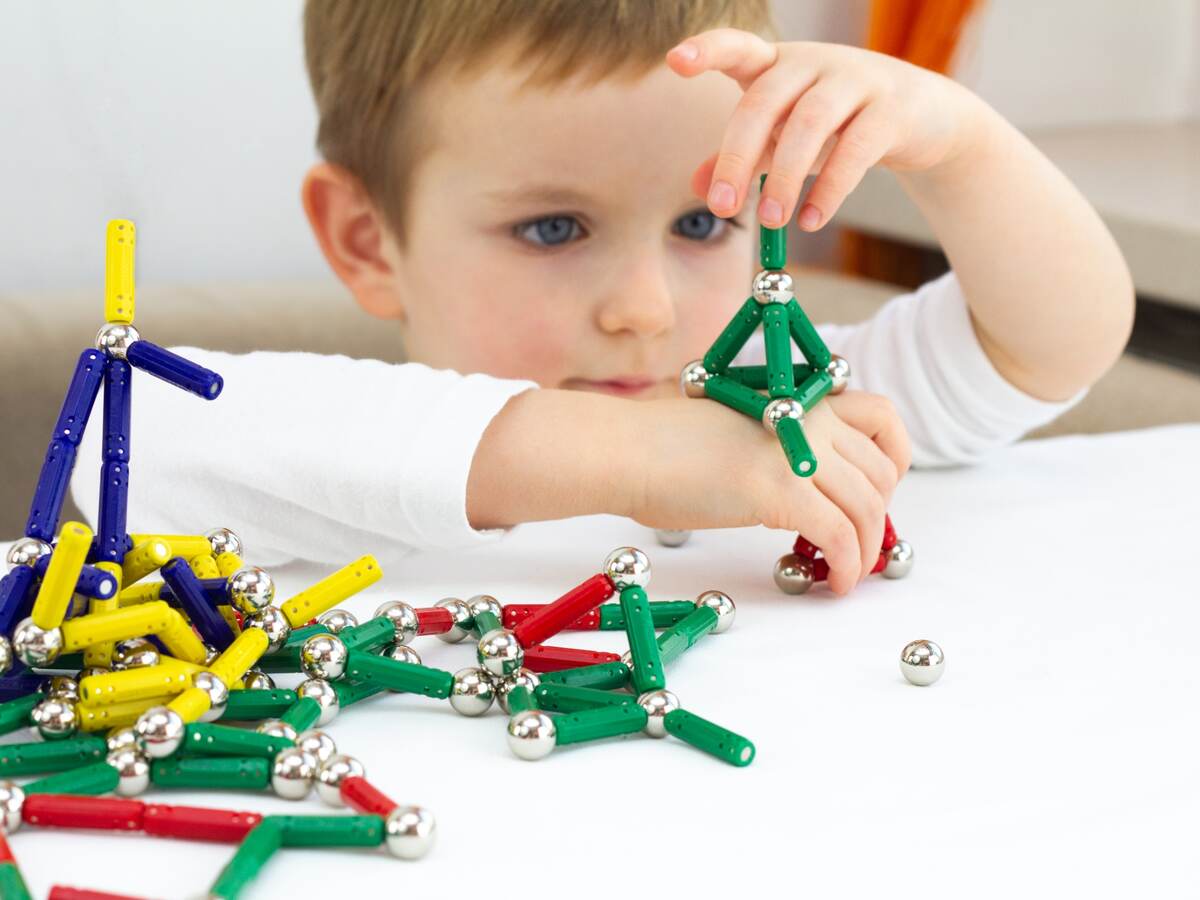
[4,424,1199,899]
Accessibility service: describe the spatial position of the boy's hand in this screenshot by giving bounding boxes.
[666,30,981,231]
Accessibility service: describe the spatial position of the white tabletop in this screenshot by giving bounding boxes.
[4,424,1199,899]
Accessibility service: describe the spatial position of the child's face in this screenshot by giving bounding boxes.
[383,59,750,400]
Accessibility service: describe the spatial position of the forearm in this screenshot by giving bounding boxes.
[896,86,1134,401]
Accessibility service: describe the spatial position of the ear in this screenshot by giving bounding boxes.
[301,162,406,320]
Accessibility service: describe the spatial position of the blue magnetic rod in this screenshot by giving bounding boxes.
[126,340,223,400]
[160,557,234,650]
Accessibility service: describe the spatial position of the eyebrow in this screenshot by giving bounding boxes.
[481,184,598,208]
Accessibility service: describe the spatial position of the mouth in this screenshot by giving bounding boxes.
[565,376,664,397]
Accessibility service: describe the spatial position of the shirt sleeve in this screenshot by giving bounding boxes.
[69,349,538,568]
[732,271,1086,467]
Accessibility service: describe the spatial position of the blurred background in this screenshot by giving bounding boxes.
[0,0,1198,533]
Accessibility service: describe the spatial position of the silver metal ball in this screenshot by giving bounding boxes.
[315,753,364,807]
[679,360,710,398]
[226,566,276,615]
[694,590,736,634]
[448,666,496,716]
[296,678,340,726]
[827,354,851,395]
[44,675,80,702]
[111,638,159,670]
[5,537,52,570]
[317,609,358,634]
[603,547,651,590]
[256,719,298,744]
[204,527,244,558]
[386,644,422,666]
[12,617,63,667]
[374,600,419,646]
[495,668,540,714]
[296,729,338,766]
[243,668,275,691]
[243,606,291,653]
[506,710,557,761]
[467,594,503,622]
[773,553,815,595]
[637,689,680,738]
[384,805,437,860]
[203,645,222,666]
[620,650,633,670]
[762,396,804,433]
[106,747,150,796]
[434,597,472,643]
[77,666,110,680]
[95,322,141,360]
[32,696,78,741]
[0,781,25,833]
[476,628,523,678]
[0,638,12,677]
[883,540,915,579]
[106,726,139,753]
[751,268,795,305]
[192,671,229,723]
[271,747,318,800]
[300,634,348,681]
[134,706,185,759]
[900,639,944,686]
[654,529,692,548]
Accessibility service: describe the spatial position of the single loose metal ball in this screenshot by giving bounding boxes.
[44,675,80,702]
[226,566,276,615]
[655,529,692,548]
[315,753,365,807]
[95,322,140,359]
[773,554,814,595]
[192,671,229,723]
[900,639,944,686]
[296,729,337,766]
[434,597,472,643]
[449,667,495,716]
[297,678,340,726]
[384,805,437,860]
[317,609,358,634]
[507,710,557,761]
[106,726,138,754]
[386,644,422,666]
[204,527,244,558]
[0,781,25,833]
[107,747,150,797]
[5,537,51,570]
[111,638,159,670]
[827,354,851,395]
[603,547,651,590]
[32,696,78,741]
[271,747,318,800]
[12,618,63,667]
[256,719,298,744]
[695,590,736,634]
[134,706,185,758]
[243,605,291,653]
[300,634,348,681]
[751,269,795,305]
[476,628,523,678]
[243,668,275,691]
[883,540,915,579]
[679,360,710,398]
[0,638,12,678]
[762,396,804,433]
[637,689,680,738]
[374,600,419,646]
[495,668,540,714]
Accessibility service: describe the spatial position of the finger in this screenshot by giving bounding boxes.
[833,425,900,508]
[780,482,861,596]
[795,102,893,231]
[690,153,718,201]
[761,79,866,228]
[666,28,779,89]
[815,452,887,586]
[826,392,912,479]
[706,64,818,218]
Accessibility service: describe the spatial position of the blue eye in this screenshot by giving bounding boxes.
[516,215,584,247]
[674,209,727,241]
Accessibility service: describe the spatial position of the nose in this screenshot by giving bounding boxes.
[594,248,677,339]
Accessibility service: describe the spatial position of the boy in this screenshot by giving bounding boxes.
[71,1,1132,596]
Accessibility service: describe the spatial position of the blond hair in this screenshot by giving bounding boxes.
[304,0,773,240]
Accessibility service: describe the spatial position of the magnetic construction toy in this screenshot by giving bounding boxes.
[0,221,753,898]
[662,180,915,593]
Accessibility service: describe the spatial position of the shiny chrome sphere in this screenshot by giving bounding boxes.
[0,638,10,677]
[654,529,692,548]
[603,547,651,590]
[384,805,437,860]
[107,747,150,796]
[111,638,159,670]
[827,354,851,395]
[297,678,340,726]
[0,781,25,833]
[300,634,348,681]
[476,628,523,678]
[762,397,804,433]
[900,639,944,686]
[192,671,229,723]
[243,605,291,653]
[386,644,422,666]
[449,666,495,716]
[134,706,185,759]
[695,590,736,633]
[12,618,63,667]
[203,645,222,666]
[43,675,79,703]
[467,594,503,623]
[256,719,298,743]
[679,360,710,398]
[315,753,365,807]
[317,609,358,634]
[507,710,557,761]
[883,540,915,579]
[296,729,338,766]
[620,650,633,671]
[773,553,815,595]
[751,269,794,305]
[495,668,540,714]
[32,696,78,741]
[106,726,139,754]
[637,689,680,738]
[95,322,141,359]
[204,527,244,558]
[243,668,275,691]
[374,600,419,646]
[6,537,51,570]
[226,566,276,615]
[434,597,472,643]
[77,666,110,681]
[271,747,318,800]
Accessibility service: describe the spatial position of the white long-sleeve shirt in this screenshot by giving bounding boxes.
[69,272,1081,567]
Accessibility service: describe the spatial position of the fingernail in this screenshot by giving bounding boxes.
[670,42,699,62]
[708,180,736,212]
[759,196,784,227]
[798,203,822,230]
